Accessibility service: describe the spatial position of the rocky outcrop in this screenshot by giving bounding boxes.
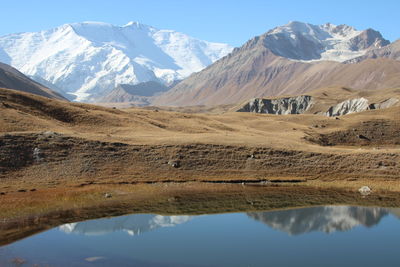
[238,95,399,117]
[325,97,399,116]
[369,98,399,110]
[237,95,313,115]
[325,97,370,116]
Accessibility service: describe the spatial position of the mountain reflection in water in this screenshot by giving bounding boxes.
[58,206,400,237]
[59,214,192,236]
[247,206,400,235]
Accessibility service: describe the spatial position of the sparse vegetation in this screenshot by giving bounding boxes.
[1,87,400,246]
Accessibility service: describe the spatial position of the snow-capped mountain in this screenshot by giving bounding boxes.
[263,21,389,62]
[153,21,397,107]
[0,21,233,101]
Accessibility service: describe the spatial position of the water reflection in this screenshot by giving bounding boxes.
[59,214,192,236]
[389,208,400,218]
[2,206,400,267]
[247,206,396,235]
[59,206,400,238]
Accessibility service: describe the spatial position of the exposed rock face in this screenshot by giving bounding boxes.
[237,91,400,117]
[369,98,399,110]
[237,95,313,115]
[325,97,399,116]
[263,22,389,62]
[325,97,370,116]
[346,40,400,63]
[348,29,390,51]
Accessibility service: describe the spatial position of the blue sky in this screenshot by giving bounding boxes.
[1,0,399,46]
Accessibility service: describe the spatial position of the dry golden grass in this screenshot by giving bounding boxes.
[2,86,400,150]
[307,179,400,192]
[0,87,400,224]
[2,181,400,220]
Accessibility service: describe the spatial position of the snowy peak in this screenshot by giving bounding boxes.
[68,21,155,44]
[321,23,359,38]
[0,21,233,102]
[262,21,390,62]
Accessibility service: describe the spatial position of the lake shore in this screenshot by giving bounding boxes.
[1,182,400,246]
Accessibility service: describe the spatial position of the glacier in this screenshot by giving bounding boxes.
[0,21,233,101]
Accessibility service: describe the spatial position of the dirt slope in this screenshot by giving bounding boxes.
[0,63,67,101]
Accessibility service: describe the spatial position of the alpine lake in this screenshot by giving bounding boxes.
[1,183,399,267]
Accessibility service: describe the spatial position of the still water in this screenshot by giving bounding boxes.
[1,206,400,266]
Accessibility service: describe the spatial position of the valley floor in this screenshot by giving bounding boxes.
[1,87,400,225]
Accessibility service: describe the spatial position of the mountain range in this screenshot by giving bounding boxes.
[1,21,399,107]
[153,21,400,106]
[0,21,232,102]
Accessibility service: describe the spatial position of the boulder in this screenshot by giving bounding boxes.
[168,161,180,168]
[358,186,372,196]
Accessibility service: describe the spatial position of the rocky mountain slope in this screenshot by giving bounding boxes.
[260,21,389,62]
[0,62,67,101]
[346,39,400,62]
[0,21,232,101]
[153,22,399,107]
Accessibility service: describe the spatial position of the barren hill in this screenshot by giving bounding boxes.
[1,87,399,192]
[97,81,169,107]
[0,63,67,101]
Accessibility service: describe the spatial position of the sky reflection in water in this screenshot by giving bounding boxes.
[1,206,400,267]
